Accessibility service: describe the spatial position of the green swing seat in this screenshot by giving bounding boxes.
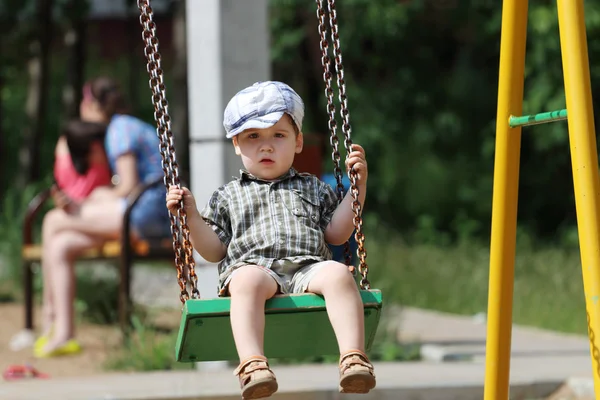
[175,289,383,362]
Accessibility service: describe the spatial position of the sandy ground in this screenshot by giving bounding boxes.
[0,302,122,378]
[0,302,180,380]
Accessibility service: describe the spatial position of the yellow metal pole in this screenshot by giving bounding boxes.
[483,0,528,399]
[557,1,600,396]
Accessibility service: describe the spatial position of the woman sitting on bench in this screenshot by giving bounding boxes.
[34,77,171,358]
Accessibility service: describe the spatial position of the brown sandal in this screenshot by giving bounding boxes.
[338,350,376,394]
[234,356,278,399]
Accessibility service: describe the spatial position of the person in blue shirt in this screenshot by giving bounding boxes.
[34,77,170,358]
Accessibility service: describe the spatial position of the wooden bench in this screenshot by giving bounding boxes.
[21,177,175,336]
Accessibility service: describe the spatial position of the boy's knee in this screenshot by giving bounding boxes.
[328,261,354,278]
[228,266,277,297]
[322,262,356,287]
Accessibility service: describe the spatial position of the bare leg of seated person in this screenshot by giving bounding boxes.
[306,261,376,393]
[39,208,75,343]
[36,200,123,357]
[228,266,279,399]
[38,230,102,356]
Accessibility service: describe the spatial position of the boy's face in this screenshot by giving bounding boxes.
[232,115,303,180]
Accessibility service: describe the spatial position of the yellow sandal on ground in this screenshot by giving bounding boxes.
[34,325,55,351]
[33,334,50,351]
[338,350,376,394]
[234,356,278,399]
[34,339,82,359]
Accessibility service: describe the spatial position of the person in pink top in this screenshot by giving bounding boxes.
[52,120,112,213]
[35,76,171,359]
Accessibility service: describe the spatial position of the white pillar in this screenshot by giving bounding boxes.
[185,0,269,370]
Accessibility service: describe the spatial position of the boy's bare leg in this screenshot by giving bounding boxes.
[306,261,375,393]
[228,266,279,399]
[306,262,365,353]
[228,266,278,360]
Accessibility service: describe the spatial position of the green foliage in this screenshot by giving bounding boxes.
[270,0,600,243]
[104,315,193,372]
[0,181,51,284]
[3,0,597,242]
[367,230,587,335]
[75,274,120,325]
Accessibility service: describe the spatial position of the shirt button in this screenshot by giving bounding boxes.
[278,221,283,226]
[279,239,285,244]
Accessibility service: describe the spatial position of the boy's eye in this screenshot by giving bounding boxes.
[275,133,285,138]
[248,133,259,139]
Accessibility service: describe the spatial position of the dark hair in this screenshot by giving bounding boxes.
[63,120,108,175]
[285,113,300,135]
[84,76,129,118]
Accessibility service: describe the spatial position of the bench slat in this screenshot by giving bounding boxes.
[22,239,174,261]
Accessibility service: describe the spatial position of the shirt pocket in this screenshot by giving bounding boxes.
[283,189,321,226]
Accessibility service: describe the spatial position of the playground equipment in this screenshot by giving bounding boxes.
[485,0,600,399]
[135,0,382,362]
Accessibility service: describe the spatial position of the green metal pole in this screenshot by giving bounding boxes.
[509,109,568,127]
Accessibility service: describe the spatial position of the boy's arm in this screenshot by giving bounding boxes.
[186,210,227,263]
[166,186,228,263]
[324,183,367,246]
[323,144,368,246]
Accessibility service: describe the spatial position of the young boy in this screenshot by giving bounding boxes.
[166,81,375,399]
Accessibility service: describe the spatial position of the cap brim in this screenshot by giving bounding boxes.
[225,111,285,139]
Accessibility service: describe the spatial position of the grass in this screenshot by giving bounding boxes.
[103,315,194,372]
[365,230,587,335]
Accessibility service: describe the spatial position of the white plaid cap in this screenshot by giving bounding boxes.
[223,81,304,139]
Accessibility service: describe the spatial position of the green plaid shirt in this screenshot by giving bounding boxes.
[200,168,339,289]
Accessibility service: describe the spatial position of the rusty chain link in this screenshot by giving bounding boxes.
[315,0,353,270]
[316,0,370,289]
[138,0,199,303]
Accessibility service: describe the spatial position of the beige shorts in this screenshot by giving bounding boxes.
[220,259,332,296]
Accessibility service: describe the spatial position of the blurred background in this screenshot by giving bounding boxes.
[0,0,599,376]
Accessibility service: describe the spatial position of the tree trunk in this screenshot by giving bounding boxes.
[171,0,190,182]
[62,0,87,119]
[19,0,54,186]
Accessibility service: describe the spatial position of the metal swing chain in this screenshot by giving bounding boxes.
[138,0,199,303]
[322,0,370,289]
[315,0,353,269]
